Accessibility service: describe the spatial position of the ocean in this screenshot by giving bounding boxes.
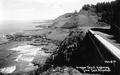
[0,20,41,45]
[0,20,48,74]
[0,20,38,34]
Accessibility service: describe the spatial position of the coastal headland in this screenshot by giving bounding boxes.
[1,0,120,74]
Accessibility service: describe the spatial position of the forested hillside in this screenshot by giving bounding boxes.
[82,0,120,28]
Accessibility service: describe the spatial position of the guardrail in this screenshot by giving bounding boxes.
[88,29,120,61]
[88,29,120,74]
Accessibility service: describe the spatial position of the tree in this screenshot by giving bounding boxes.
[82,4,90,10]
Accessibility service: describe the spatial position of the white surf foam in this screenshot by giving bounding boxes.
[10,45,44,63]
[14,54,23,62]
[0,65,16,74]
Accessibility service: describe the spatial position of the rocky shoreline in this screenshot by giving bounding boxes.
[0,6,111,75]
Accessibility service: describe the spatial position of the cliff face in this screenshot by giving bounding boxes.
[50,29,102,68]
[51,29,85,66]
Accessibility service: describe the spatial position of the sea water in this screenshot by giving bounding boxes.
[0,20,47,74]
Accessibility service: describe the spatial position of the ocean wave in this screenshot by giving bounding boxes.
[0,65,16,74]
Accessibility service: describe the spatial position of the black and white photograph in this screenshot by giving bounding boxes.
[0,0,120,75]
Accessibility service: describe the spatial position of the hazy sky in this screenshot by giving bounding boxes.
[0,0,115,21]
